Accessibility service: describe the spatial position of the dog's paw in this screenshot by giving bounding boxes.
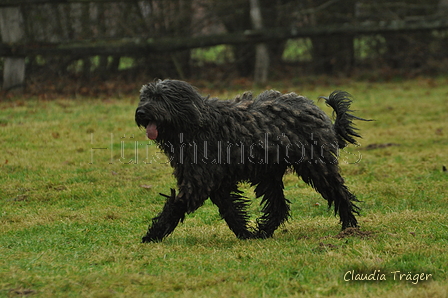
[142,235,162,243]
[254,230,274,239]
[235,230,258,240]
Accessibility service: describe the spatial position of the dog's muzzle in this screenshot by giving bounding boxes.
[135,109,158,140]
[135,109,148,127]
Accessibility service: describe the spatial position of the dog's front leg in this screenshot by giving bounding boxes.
[142,189,187,243]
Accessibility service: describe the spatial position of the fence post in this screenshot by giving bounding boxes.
[249,0,269,85]
[0,7,26,94]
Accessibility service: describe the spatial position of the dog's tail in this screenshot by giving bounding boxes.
[321,91,370,149]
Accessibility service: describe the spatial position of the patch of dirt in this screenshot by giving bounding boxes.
[364,143,400,150]
[9,288,36,296]
[335,227,374,239]
[319,242,339,249]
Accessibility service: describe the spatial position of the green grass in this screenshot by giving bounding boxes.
[191,45,235,66]
[282,38,313,62]
[1,78,448,297]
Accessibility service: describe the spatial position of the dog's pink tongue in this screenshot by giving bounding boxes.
[146,123,158,140]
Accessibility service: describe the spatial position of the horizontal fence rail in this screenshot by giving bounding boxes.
[2,19,448,57]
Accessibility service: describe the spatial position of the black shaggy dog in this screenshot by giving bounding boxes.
[135,79,368,243]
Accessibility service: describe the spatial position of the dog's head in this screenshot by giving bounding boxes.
[135,79,206,140]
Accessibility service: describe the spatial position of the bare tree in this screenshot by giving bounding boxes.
[358,0,440,70]
[0,7,25,93]
[250,0,269,84]
[309,0,356,74]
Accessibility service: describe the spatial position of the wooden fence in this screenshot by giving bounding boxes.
[2,0,448,93]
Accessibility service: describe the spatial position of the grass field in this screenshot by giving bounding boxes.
[1,77,447,297]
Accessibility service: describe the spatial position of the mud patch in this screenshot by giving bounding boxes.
[364,143,400,150]
[9,288,36,296]
[335,227,374,239]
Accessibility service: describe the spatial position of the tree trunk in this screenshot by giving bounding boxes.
[310,0,356,75]
[0,7,25,94]
[215,0,255,77]
[249,0,269,84]
[311,34,354,74]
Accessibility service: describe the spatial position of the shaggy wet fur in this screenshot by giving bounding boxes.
[135,79,368,242]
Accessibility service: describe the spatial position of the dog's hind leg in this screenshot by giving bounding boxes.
[142,189,188,243]
[253,174,291,239]
[295,163,360,230]
[210,186,255,239]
